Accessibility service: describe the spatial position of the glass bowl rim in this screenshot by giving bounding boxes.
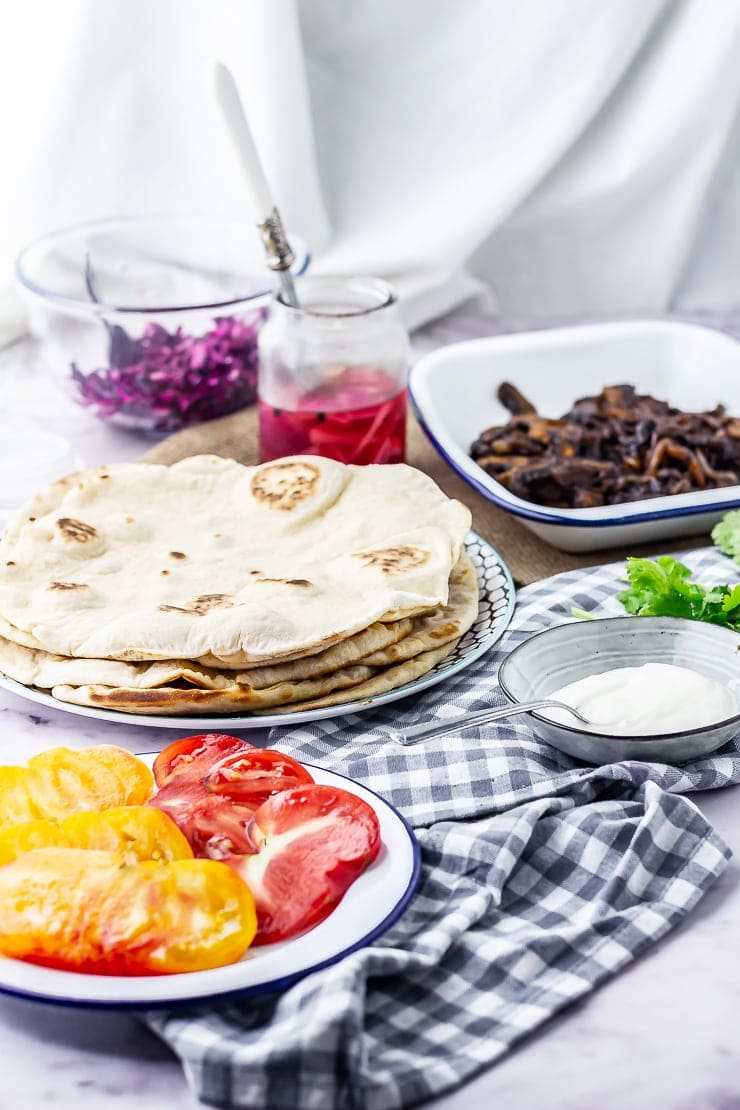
[15,215,311,315]
[498,615,740,742]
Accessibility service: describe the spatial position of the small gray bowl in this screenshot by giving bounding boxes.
[498,616,740,765]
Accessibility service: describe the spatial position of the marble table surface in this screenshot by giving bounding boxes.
[1,317,739,1110]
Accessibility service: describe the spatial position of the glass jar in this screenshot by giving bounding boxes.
[15,217,310,436]
[257,276,410,464]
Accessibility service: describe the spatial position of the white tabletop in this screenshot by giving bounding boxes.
[1,317,738,1110]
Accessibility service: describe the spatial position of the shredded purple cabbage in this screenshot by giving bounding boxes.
[70,312,264,433]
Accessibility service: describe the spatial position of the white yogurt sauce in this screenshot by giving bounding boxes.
[543,662,736,735]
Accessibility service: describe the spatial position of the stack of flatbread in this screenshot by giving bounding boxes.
[0,454,476,716]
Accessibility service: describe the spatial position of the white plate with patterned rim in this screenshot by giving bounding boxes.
[0,533,515,729]
[0,759,421,1008]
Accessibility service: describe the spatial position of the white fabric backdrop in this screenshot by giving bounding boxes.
[2,0,740,338]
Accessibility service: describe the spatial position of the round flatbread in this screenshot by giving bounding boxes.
[49,641,459,717]
[0,634,380,711]
[0,555,478,716]
[49,661,380,714]
[0,455,471,663]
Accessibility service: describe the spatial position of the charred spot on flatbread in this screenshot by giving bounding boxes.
[429,620,460,640]
[252,576,312,588]
[188,594,234,614]
[56,518,97,543]
[169,551,187,560]
[86,687,225,708]
[157,595,233,616]
[250,461,320,511]
[354,546,431,575]
[48,581,89,591]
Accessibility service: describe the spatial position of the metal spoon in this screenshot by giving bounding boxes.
[388,700,593,746]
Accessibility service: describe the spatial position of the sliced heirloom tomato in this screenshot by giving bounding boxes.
[153,733,252,788]
[0,848,257,975]
[0,746,154,828]
[150,740,315,860]
[0,806,193,867]
[151,787,257,859]
[234,784,381,945]
[203,747,314,807]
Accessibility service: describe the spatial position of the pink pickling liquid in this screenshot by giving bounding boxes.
[258,367,407,465]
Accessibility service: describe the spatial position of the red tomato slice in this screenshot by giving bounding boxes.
[234,784,381,945]
[150,783,257,859]
[153,733,252,788]
[203,748,314,807]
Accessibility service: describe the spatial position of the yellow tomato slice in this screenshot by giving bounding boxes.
[0,848,256,975]
[0,767,39,827]
[80,745,154,806]
[0,819,66,865]
[0,807,193,866]
[60,806,192,862]
[26,746,154,815]
[103,858,258,974]
[16,746,153,821]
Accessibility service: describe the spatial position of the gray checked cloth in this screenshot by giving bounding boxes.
[148,547,740,1110]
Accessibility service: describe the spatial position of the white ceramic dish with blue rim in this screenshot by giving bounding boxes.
[0,532,515,730]
[409,319,740,552]
[0,758,420,1008]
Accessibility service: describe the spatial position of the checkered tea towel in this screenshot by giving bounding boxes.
[148,548,738,1110]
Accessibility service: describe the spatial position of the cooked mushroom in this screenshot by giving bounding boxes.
[469,383,740,508]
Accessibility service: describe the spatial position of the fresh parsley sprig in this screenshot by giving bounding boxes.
[617,555,740,630]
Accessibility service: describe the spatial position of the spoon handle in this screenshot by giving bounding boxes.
[389,700,574,746]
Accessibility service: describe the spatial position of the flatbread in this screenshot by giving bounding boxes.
[252,640,461,715]
[358,553,478,666]
[0,552,478,716]
[196,617,414,676]
[49,660,380,714]
[0,455,471,663]
[50,641,459,717]
[0,617,415,690]
[0,634,385,711]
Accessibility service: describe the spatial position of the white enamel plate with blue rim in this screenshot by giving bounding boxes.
[0,533,515,729]
[0,759,421,1008]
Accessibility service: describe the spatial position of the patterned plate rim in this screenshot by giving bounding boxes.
[0,532,516,729]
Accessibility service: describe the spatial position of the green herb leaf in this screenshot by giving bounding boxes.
[616,556,740,631]
[712,510,740,566]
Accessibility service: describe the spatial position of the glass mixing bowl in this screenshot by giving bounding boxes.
[16,217,310,435]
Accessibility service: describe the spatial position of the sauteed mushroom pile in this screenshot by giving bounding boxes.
[470,383,740,508]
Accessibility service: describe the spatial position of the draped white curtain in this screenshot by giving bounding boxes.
[2,0,740,340]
